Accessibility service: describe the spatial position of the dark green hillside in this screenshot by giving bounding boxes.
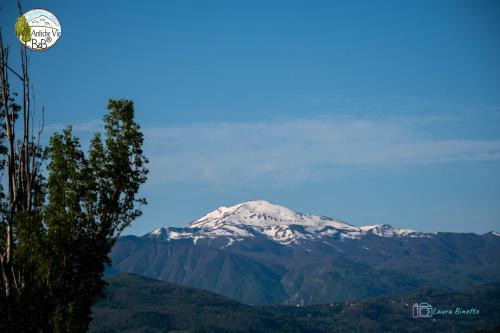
[91,274,500,333]
[266,283,500,333]
[89,274,318,333]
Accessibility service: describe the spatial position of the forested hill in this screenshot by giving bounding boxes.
[90,274,500,333]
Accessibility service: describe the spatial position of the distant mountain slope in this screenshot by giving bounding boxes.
[111,239,288,304]
[109,200,500,305]
[90,274,500,333]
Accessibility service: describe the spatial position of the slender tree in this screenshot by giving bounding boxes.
[0,13,148,332]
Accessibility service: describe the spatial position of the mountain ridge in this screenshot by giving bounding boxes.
[109,200,500,305]
[145,200,436,246]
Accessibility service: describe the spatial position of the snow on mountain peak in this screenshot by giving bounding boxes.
[189,200,334,229]
[146,200,428,246]
[359,224,419,237]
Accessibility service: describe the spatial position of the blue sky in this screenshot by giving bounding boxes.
[1,0,500,235]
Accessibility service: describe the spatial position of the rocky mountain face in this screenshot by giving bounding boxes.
[109,200,500,305]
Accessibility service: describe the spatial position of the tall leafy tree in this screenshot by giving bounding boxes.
[45,100,148,331]
[0,21,148,332]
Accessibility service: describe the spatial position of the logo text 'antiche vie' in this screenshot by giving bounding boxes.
[16,9,61,51]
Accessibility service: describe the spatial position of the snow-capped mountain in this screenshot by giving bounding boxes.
[112,200,500,305]
[146,200,428,246]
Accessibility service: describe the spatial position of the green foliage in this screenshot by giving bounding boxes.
[0,99,148,332]
[15,15,31,43]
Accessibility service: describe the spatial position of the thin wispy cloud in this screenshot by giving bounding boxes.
[45,120,102,134]
[143,117,500,187]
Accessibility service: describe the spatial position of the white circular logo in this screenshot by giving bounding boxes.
[16,9,61,51]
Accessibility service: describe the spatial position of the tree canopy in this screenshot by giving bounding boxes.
[0,40,148,330]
